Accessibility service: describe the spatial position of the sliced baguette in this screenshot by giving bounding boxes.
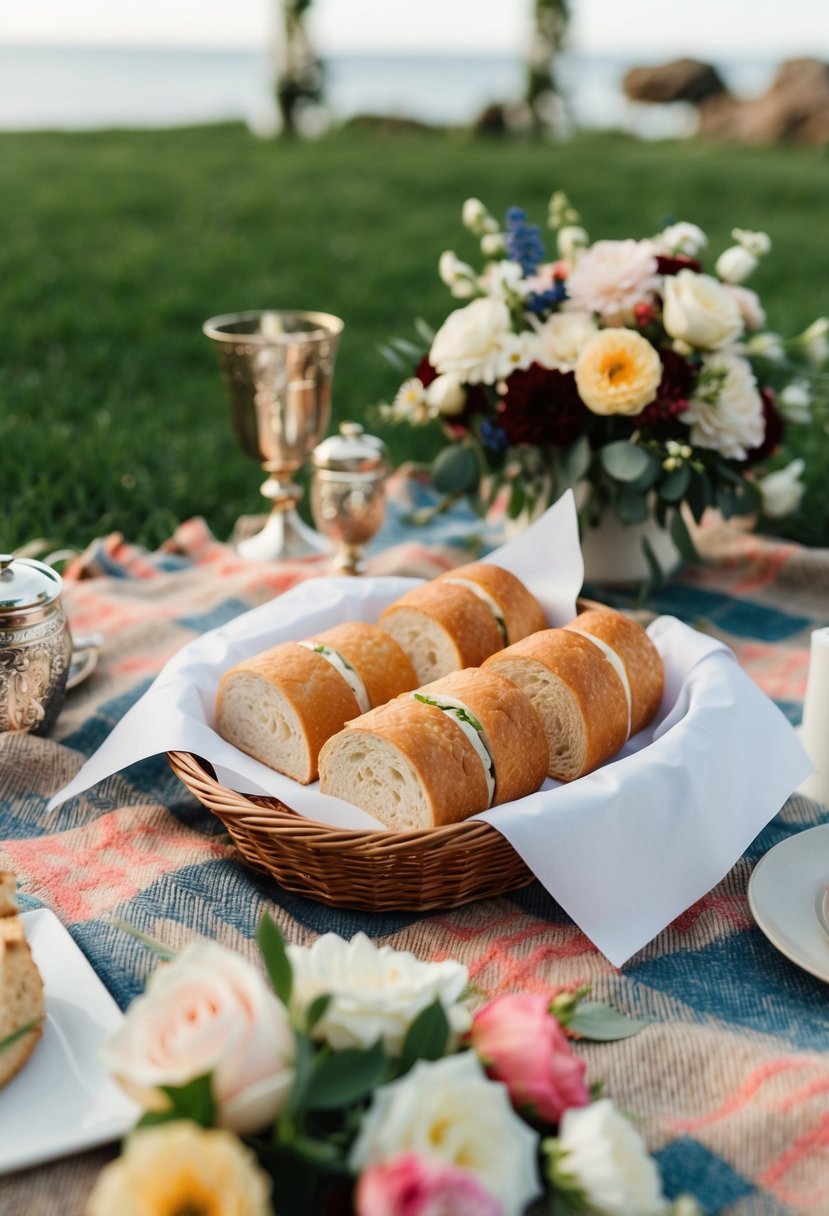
[566,609,664,736]
[483,629,630,782]
[216,622,417,784]
[318,667,548,829]
[0,874,44,1089]
[436,562,547,645]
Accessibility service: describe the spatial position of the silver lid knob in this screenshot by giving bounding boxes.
[311,422,388,477]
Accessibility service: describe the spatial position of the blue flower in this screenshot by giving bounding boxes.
[525,282,568,315]
[479,418,509,453]
[505,207,546,277]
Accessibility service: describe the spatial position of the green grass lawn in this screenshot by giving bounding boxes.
[1,123,827,554]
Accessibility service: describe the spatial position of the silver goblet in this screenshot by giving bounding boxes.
[203,309,344,561]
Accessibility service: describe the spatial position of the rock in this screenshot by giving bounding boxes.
[623,58,729,105]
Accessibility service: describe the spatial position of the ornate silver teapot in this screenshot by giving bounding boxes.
[0,555,73,735]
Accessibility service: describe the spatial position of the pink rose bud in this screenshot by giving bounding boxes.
[355,1153,503,1216]
[469,993,590,1125]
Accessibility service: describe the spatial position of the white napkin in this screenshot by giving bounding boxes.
[49,489,811,965]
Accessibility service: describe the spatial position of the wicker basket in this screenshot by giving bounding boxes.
[169,750,533,911]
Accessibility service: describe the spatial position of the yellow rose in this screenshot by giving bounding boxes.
[574,328,662,416]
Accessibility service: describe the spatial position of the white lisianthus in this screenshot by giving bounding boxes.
[390,378,434,424]
[682,351,765,459]
[557,224,589,260]
[796,317,829,365]
[723,284,766,332]
[462,196,498,235]
[778,379,812,424]
[287,932,470,1055]
[533,310,598,371]
[654,221,707,257]
[479,258,531,300]
[662,270,743,350]
[745,331,786,361]
[732,227,772,257]
[554,1098,668,1216]
[480,231,507,258]
[715,245,758,285]
[349,1053,541,1216]
[438,250,478,299]
[430,296,516,384]
[425,373,467,417]
[758,458,806,517]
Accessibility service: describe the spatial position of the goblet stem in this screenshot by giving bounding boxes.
[237,504,332,562]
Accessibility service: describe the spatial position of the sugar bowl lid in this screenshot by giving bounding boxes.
[0,554,63,611]
[312,422,388,475]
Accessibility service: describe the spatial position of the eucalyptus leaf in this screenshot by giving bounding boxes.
[558,434,592,487]
[304,1040,390,1111]
[390,336,426,360]
[628,452,661,493]
[507,482,526,520]
[670,507,699,560]
[399,1000,450,1074]
[658,463,691,502]
[432,445,480,495]
[257,911,292,1006]
[377,343,409,374]
[613,487,650,525]
[600,442,651,483]
[567,1001,649,1041]
[285,1029,315,1118]
[686,467,712,523]
[716,483,740,519]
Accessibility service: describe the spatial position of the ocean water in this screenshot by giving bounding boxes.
[0,44,780,138]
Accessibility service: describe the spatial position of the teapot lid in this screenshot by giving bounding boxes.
[0,555,63,611]
[312,422,388,475]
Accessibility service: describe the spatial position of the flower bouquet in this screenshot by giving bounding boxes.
[380,193,827,574]
[85,917,701,1216]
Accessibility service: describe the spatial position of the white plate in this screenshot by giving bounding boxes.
[66,644,99,691]
[0,909,138,1174]
[748,823,829,984]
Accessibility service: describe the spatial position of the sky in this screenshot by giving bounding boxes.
[2,0,828,58]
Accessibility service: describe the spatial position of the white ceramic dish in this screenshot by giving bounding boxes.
[747,823,829,984]
[66,644,99,691]
[0,909,137,1174]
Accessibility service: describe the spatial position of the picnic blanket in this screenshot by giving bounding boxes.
[1,491,828,1216]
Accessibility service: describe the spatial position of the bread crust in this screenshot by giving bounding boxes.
[320,698,491,826]
[568,609,664,735]
[0,875,44,1089]
[413,668,548,805]
[307,621,417,708]
[379,581,504,670]
[437,562,547,642]
[484,629,629,780]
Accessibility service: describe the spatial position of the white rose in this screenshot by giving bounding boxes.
[758,458,806,517]
[682,351,765,459]
[102,940,294,1135]
[438,250,478,299]
[430,296,514,384]
[349,1053,541,1216]
[533,309,598,370]
[287,932,469,1055]
[662,270,743,350]
[778,379,812,424]
[557,224,589,260]
[655,221,707,257]
[715,245,758,285]
[557,1098,667,1216]
[723,284,766,331]
[425,373,467,416]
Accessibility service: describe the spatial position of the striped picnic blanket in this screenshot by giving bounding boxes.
[1,489,828,1216]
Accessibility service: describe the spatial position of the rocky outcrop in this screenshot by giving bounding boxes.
[623,56,829,144]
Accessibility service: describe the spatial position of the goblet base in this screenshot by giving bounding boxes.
[236,508,331,563]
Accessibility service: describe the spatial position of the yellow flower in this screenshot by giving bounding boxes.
[574,328,662,416]
[85,1122,272,1216]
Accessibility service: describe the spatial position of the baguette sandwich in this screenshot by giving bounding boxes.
[483,610,663,782]
[0,873,44,1089]
[318,667,548,830]
[378,562,546,685]
[216,621,417,783]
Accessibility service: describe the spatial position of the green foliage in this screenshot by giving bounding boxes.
[399,999,451,1073]
[257,911,293,1006]
[566,1001,649,1041]
[1,125,827,551]
[138,1073,215,1128]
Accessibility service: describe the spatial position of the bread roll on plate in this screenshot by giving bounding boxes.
[318,667,548,830]
[484,611,663,782]
[378,562,546,685]
[216,621,417,784]
[0,873,44,1089]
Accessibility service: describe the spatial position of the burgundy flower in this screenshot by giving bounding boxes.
[655,254,703,276]
[744,386,784,463]
[415,356,438,388]
[635,348,694,427]
[498,365,589,447]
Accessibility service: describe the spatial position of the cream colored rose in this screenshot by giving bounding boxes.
[556,1099,667,1216]
[575,328,662,416]
[681,351,764,460]
[426,373,467,416]
[758,459,806,517]
[102,940,295,1135]
[85,1123,272,1216]
[533,310,598,371]
[287,932,470,1055]
[430,297,517,384]
[350,1053,541,1216]
[662,270,743,350]
[715,245,758,285]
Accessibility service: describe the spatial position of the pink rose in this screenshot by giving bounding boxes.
[355,1153,503,1216]
[469,993,589,1124]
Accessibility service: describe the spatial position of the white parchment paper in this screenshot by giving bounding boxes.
[49,490,811,965]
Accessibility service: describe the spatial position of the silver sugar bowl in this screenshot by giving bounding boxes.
[311,422,389,575]
[0,555,73,735]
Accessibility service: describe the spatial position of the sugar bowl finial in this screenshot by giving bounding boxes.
[311,422,389,575]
